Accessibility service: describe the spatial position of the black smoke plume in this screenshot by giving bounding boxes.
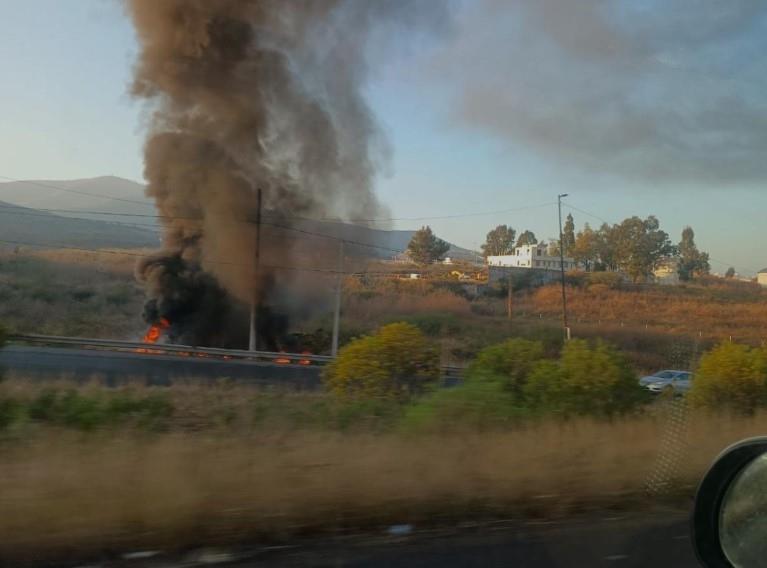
[126,1,447,347]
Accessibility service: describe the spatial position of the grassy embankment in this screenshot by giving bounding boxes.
[0,248,146,338]
[0,378,763,563]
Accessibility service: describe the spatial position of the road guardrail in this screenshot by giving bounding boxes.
[8,333,464,377]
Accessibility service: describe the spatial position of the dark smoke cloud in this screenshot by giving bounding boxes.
[429,0,767,186]
[127,0,449,346]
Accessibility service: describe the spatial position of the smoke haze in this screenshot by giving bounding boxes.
[127,0,448,346]
[429,0,767,186]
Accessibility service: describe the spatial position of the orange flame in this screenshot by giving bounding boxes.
[142,317,170,344]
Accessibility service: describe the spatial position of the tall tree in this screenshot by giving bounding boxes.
[481,225,516,258]
[407,226,450,265]
[562,213,576,256]
[515,230,538,247]
[594,223,618,272]
[572,223,599,271]
[677,226,710,281]
[610,216,673,282]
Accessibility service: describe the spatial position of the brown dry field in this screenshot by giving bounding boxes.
[1,380,766,562]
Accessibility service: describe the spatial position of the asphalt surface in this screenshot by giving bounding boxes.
[51,509,699,567]
[0,344,322,387]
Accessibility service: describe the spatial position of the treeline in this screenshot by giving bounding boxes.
[481,214,711,282]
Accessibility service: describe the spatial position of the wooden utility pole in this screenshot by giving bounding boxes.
[507,274,513,321]
[557,193,571,340]
[248,187,262,352]
[331,241,344,357]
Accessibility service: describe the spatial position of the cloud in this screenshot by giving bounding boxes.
[431,0,767,186]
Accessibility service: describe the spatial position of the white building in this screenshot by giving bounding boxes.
[487,243,577,271]
[758,268,767,287]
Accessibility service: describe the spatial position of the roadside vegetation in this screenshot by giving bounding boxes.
[2,322,767,562]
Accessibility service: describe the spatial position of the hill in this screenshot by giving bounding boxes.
[0,176,157,227]
[0,176,480,261]
[0,200,159,250]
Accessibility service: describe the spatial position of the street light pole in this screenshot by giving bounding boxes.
[557,193,570,341]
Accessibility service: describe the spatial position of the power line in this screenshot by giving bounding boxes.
[0,174,555,223]
[0,204,408,255]
[0,237,426,277]
[0,175,153,207]
[0,238,347,275]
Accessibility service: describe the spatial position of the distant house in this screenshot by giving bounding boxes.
[758,269,767,288]
[487,243,576,271]
[654,258,680,286]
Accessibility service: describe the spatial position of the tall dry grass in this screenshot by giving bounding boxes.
[2,391,767,562]
[532,284,767,344]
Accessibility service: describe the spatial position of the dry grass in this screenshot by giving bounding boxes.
[0,250,146,337]
[531,283,767,345]
[19,248,151,275]
[2,390,767,562]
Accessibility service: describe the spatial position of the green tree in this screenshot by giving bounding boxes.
[407,226,450,265]
[573,223,599,271]
[524,340,644,416]
[516,230,538,247]
[481,224,516,258]
[725,267,736,279]
[678,226,711,281]
[562,213,576,256]
[610,216,673,282]
[324,322,439,402]
[689,343,767,414]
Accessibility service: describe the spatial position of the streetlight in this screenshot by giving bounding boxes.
[557,193,570,340]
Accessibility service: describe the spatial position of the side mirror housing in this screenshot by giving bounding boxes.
[693,437,767,567]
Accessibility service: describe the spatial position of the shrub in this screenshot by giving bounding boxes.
[587,272,624,289]
[466,338,546,397]
[324,322,439,402]
[689,343,767,414]
[524,340,645,417]
[401,378,526,433]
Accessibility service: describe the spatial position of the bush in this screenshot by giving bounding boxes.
[586,272,624,289]
[406,338,644,431]
[401,378,526,433]
[324,322,439,402]
[524,340,645,417]
[689,343,767,414]
[466,338,546,397]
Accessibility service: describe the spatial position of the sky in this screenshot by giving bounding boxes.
[0,0,766,275]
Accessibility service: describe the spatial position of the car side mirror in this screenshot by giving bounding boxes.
[693,437,767,567]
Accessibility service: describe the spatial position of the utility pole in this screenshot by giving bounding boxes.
[557,193,571,341]
[248,187,262,352]
[507,274,513,321]
[331,241,344,357]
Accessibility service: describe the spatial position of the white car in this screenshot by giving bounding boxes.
[639,369,693,394]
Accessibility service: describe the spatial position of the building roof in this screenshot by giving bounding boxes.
[759,268,767,274]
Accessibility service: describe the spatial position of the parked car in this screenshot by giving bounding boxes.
[638,369,693,394]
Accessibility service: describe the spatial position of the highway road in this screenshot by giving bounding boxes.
[45,509,698,567]
[0,344,322,387]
